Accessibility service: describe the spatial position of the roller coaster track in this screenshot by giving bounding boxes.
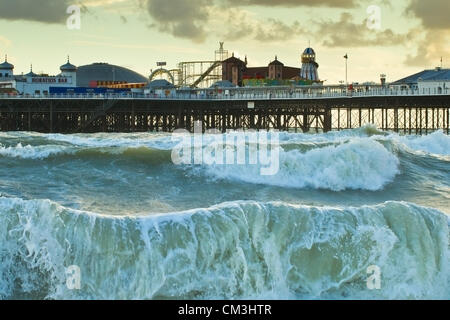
[190,61,222,88]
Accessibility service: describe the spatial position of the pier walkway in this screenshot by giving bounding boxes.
[1,85,449,134]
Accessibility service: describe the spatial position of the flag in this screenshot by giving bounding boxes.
[344,54,348,59]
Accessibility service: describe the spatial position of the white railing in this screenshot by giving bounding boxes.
[0,87,448,101]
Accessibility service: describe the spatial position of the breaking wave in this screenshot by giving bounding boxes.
[2,127,449,193]
[198,138,400,191]
[0,197,448,300]
[397,130,450,156]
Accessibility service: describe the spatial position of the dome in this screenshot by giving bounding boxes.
[146,79,175,89]
[25,71,38,77]
[210,80,235,88]
[0,56,14,70]
[301,47,320,81]
[60,57,77,72]
[76,63,148,87]
[25,65,38,77]
[303,47,316,56]
[301,47,317,64]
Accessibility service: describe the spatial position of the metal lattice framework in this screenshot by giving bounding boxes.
[177,61,222,88]
[0,95,448,134]
[175,42,229,88]
[149,68,175,84]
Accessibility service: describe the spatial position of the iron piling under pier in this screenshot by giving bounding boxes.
[0,96,449,134]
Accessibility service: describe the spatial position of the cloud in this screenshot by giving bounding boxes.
[404,0,450,67]
[0,0,75,23]
[82,0,130,6]
[315,12,413,48]
[219,9,304,42]
[146,0,211,42]
[142,0,412,46]
[405,30,450,67]
[143,0,363,42]
[407,0,450,30]
[225,0,357,8]
[254,19,304,41]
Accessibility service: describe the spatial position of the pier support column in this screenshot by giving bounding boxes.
[49,102,53,133]
[300,107,307,133]
[323,108,332,132]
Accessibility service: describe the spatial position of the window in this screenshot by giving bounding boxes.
[0,73,2,77]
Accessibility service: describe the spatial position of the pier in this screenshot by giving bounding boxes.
[0,85,449,134]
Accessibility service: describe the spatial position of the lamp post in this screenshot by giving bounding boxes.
[344,54,348,86]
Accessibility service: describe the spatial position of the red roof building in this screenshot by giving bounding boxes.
[222,55,301,86]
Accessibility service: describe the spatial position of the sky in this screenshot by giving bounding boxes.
[0,0,449,84]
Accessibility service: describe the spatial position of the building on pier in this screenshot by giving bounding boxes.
[2,56,150,95]
[143,79,176,96]
[0,56,16,94]
[300,47,319,82]
[53,63,149,95]
[9,57,76,95]
[391,67,450,92]
[77,63,148,88]
[0,55,14,79]
[221,54,247,87]
[221,47,321,87]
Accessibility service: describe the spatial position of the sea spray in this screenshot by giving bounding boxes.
[397,130,450,156]
[197,138,400,191]
[0,127,448,300]
[0,197,448,300]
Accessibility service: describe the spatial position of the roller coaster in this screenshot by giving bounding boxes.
[153,43,229,89]
[148,68,176,84]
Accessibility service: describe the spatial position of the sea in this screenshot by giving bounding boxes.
[0,124,448,300]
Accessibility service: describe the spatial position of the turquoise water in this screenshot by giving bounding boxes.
[0,125,449,299]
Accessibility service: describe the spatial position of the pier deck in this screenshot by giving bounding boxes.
[1,87,449,134]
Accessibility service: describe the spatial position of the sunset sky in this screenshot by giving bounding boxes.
[0,0,449,84]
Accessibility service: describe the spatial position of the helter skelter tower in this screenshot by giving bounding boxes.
[300,47,319,82]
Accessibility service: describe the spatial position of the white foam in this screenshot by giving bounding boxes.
[45,132,176,150]
[0,197,447,300]
[278,124,384,144]
[0,143,71,159]
[199,138,400,191]
[398,130,450,156]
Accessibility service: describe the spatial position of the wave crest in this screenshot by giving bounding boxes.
[199,138,400,191]
[0,197,447,300]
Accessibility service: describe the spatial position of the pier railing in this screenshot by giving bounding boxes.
[1,84,448,134]
[0,86,449,101]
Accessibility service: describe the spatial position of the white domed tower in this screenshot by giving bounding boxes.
[300,47,319,82]
[60,56,77,85]
[0,55,14,78]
